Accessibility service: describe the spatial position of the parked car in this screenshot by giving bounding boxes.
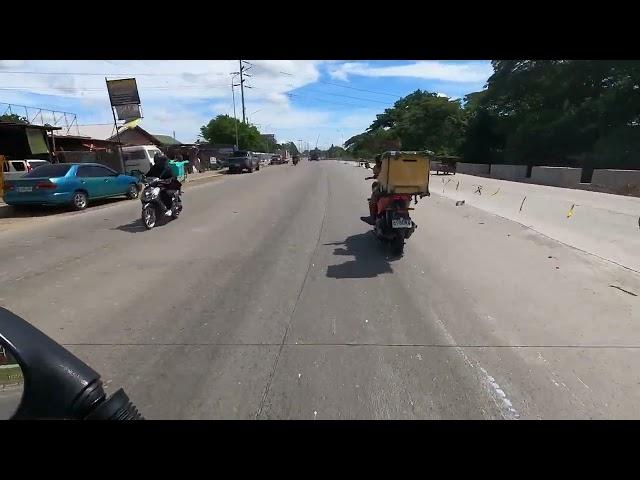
[227,151,260,173]
[2,159,51,181]
[3,163,140,211]
[270,155,285,165]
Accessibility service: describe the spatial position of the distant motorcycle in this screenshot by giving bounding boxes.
[292,156,299,165]
[140,175,183,230]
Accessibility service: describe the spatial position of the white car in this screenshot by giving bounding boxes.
[121,145,163,175]
[2,159,51,181]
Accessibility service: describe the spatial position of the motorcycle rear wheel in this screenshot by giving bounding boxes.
[391,235,405,256]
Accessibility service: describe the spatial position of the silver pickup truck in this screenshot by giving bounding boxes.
[227,151,260,174]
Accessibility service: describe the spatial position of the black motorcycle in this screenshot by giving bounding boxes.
[140,176,183,230]
[0,307,143,420]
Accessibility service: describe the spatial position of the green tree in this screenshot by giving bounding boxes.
[345,90,467,158]
[326,144,350,158]
[280,141,299,155]
[200,115,263,151]
[466,60,640,167]
[0,113,29,124]
[345,128,401,158]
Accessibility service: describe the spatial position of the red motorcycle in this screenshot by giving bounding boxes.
[366,177,417,256]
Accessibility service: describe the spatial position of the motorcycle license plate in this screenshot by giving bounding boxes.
[392,217,412,229]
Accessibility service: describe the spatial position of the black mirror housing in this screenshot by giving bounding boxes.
[0,307,104,419]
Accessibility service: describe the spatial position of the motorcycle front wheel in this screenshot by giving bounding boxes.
[142,205,157,229]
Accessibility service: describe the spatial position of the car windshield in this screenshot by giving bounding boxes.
[124,149,149,161]
[22,164,71,178]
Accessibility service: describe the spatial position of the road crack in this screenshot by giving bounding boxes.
[254,171,331,419]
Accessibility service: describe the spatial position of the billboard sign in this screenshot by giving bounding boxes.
[106,78,141,106]
[115,103,142,121]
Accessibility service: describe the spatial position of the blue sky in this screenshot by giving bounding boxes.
[0,60,492,150]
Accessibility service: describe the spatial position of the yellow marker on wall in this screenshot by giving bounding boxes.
[567,204,575,218]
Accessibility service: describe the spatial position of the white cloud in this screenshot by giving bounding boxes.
[0,60,26,69]
[0,60,479,147]
[328,61,492,83]
[0,60,330,143]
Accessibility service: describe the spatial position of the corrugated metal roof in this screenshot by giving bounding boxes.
[152,134,182,145]
[0,122,62,131]
[72,124,118,140]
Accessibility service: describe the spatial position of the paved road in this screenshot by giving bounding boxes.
[0,385,23,418]
[0,161,638,419]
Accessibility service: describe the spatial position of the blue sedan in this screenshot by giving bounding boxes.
[3,163,140,210]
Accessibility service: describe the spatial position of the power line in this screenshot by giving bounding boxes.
[247,83,386,109]
[295,87,392,105]
[248,63,403,98]
[285,92,369,108]
[316,79,402,98]
[0,81,233,93]
[0,71,227,77]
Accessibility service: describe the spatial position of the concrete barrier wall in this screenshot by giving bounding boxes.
[432,173,640,271]
[490,164,528,181]
[531,166,582,188]
[591,169,640,195]
[457,163,490,175]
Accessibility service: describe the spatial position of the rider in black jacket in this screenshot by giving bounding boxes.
[148,153,173,179]
[147,153,178,212]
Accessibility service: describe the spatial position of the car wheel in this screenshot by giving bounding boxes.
[256,164,260,171]
[126,184,139,199]
[71,191,88,211]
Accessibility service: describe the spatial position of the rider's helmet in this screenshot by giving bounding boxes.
[154,152,168,167]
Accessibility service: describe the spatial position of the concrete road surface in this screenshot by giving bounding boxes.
[0,385,23,419]
[0,161,638,419]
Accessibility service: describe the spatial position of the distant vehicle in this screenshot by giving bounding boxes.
[122,145,163,175]
[2,159,51,181]
[270,155,286,165]
[3,163,140,211]
[431,157,458,175]
[309,152,319,161]
[227,151,260,173]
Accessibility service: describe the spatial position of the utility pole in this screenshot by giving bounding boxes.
[238,60,253,124]
[230,72,242,149]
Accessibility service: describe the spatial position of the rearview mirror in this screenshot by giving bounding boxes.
[0,341,24,419]
[0,307,143,420]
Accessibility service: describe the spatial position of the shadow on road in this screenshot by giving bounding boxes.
[113,218,148,233]
[0,198,125,219]
[325,232,394,279]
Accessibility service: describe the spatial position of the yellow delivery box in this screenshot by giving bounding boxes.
[376,150,432,196]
